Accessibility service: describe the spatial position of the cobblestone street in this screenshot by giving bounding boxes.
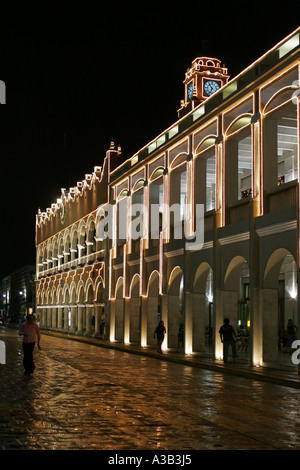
[1,326,300,453]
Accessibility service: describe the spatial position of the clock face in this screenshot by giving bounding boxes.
[203,79,220,96]
[187,82,194,100]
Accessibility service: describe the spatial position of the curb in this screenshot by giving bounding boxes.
[41,329,300,389]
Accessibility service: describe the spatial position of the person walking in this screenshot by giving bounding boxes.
[286,319,298,351]
[18,314,41,376]
[219,318,238,363]
[154,320,166,354]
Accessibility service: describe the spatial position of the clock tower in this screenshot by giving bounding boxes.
[178,57,229,118]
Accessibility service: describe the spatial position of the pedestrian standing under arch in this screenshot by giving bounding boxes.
[219,317,238,363]
[154,320,166,354]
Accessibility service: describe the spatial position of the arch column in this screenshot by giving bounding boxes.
[251,287,263,366]
[184,291,193,354]
[40,308,47,327]
[146,294,159,347]
[145,273,160,348]
[124,298,130,343]
[168,293,180,349]
[77,305,84,335]
[261,288,279,362]
[161,293,168,350]
[167,268,184,351]
[63,305,69,331]
[192,293,206,352]
[114,279,124,342]
[52,307,58,329]
[70,305,77,333]
[47,307,52,328]
[192,264,213,355]
[94,304,102,337]
[85,304,93,336]
[109,299,116,341]
[214,289,224,360]
[129,278,140,345]
[141,296,148,347]
[57,307,63,330]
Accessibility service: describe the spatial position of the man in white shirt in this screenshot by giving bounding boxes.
[18,314,41,376]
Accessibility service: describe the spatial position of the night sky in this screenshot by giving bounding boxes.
[0,6,298,279]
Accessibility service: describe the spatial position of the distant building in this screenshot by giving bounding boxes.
[36,28,300,370]
[0,265,36,322]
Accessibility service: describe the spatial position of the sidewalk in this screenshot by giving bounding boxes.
[38,328,300,389]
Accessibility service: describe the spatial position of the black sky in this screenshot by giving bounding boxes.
[0,6,299,278]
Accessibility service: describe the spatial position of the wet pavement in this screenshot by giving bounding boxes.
[1,325,300,452]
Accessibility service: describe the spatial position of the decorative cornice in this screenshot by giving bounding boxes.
[256,219,297,237]
[219,232,250,245]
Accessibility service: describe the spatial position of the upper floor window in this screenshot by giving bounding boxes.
[149,173,164,248]
[194,136,216,212]
[226,118,253,201]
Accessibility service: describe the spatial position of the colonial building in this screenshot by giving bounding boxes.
[36,28,300,370]
[0,265,36,322]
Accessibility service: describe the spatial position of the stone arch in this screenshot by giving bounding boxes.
[263,86,297,115]
[85,280,95,335]
[53,239,58,267]
[194,262,212,293]
[86,215,96,253]
[95,276,105,299]
[70,225,78,260]
[223,256,250,332]
[114,277,124,342]
[58,235,64,267]
[78,220,87,257]
[77,282,85,304]
[127,274,140,344]
[170,152,188,169]
[50,286,56,305]
[63,284,69,305]
[146,271,160,347]
[192,262,213,353]
[262,248,298,363]
[69,282,77,304]
[167,266,184,350]
[85,278,94,303]
[195,135,216,155]
[263,248,291,289]
[224,256,247,291]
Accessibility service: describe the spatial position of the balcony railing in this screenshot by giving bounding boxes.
[38,250,105,279]
[265,180,298,213]
[227,199,251,225]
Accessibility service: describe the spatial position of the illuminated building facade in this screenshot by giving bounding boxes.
[0,265,36,322]
[36,29,300,368]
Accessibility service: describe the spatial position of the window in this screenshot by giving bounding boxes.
[277,116,298,184]
[263,100,298,190]
[170,164,187,240]
[131,187,144,252]
[194,147,216,212]
[225,125,252,208]
[149,178,164,247]
[206,153,216,211]
[238,134,252,199]
[117,196,127,256]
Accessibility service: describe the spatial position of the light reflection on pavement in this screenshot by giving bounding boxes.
[1,328,300,451]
